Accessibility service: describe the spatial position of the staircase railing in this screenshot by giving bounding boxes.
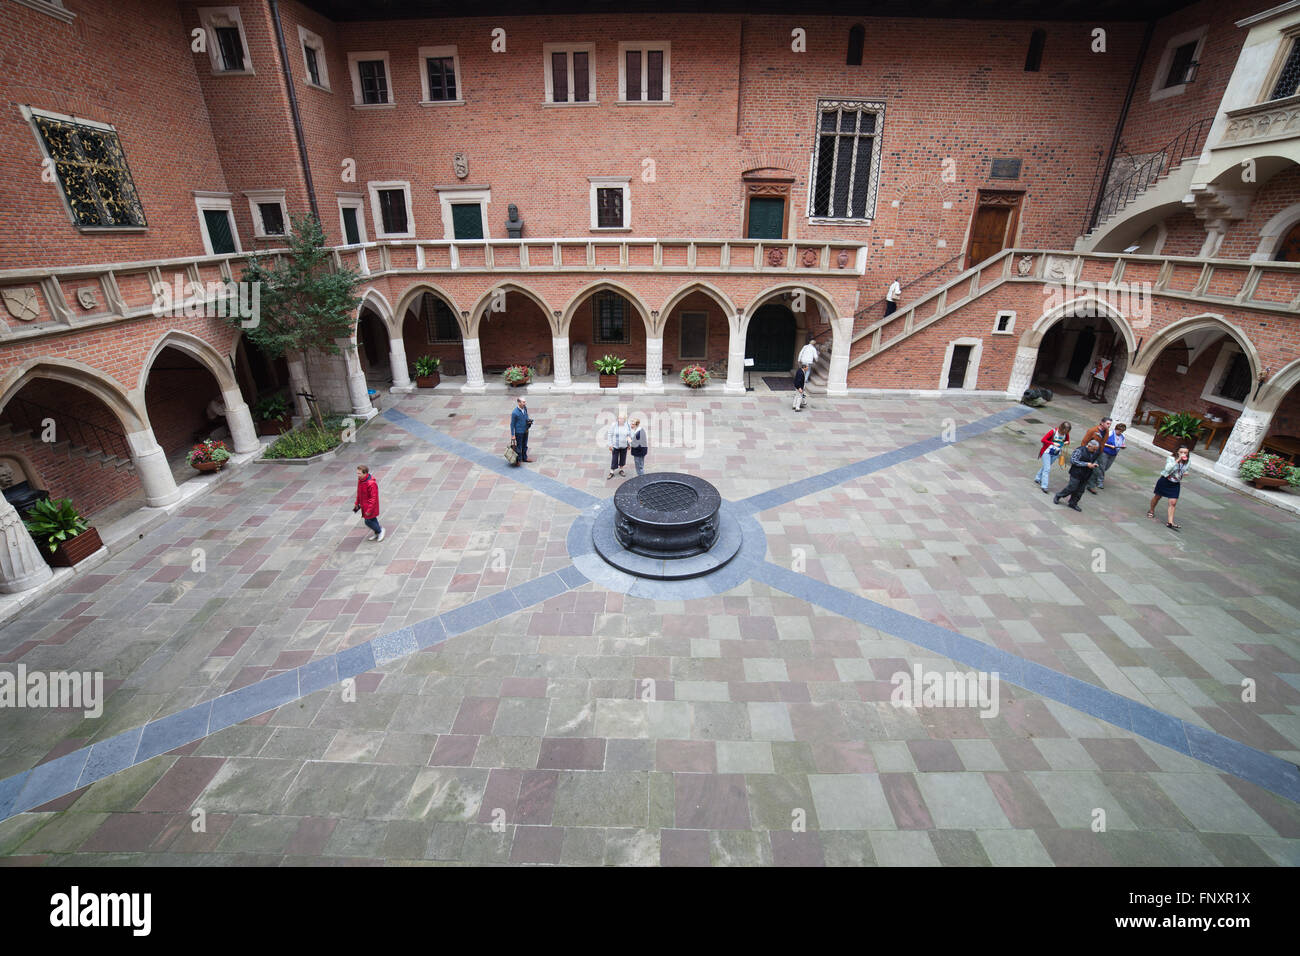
[1085,117,1214,233]
[810,252,966,346]
[1,394,131,461]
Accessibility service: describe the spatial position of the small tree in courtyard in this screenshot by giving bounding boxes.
[230,214,361,427]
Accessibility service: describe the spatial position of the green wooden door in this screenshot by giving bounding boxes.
[203,209,236,254]
[341,206,361,245]
[745,303,796,372]
[746,197,785,239]
[451,203,483,240]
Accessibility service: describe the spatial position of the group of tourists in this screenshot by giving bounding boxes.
[1035,414,1192,531]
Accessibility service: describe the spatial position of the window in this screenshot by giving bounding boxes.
[679,311,708,360]
[367,181,413,238]
[417,293,461,343]
[1202,343,1253,408]
[1149,27,1206,102]
[594,292,629,344]
[25,108,146,229]
[420,46,463,103]
[545,44,595,103]
[619,42,669,102]
[847,25,865,66]
[11,0,75,23]
[1025,29,1046,72]
[349,52,393,106]
[437,187,491,240]
[298,26,329,89]
[338,194,366,245]
[993,310,1016,335]
[589,178,630,230]
[1268,39,1300,101]
[198,7,253,75]
[245,189,288,237]
[1164,42,1198,89]
[194,193,240,255]
[809,100,884,222]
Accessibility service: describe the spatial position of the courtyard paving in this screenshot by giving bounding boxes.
[0,386,1298,866]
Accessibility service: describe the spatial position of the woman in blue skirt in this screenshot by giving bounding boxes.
[1148,445,1191,532]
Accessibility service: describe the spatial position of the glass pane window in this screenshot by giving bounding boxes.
[304,45,322,86]
[203,209,236,254]
[341,206,361,244]
[258,202,285,235]
[215,26,245,71]
[427,56,457,100]
[595,292,628,344]
[573,52,590,102]
[1215,351,1252,404]
[625,51,641,101]
[596,188,624,228]
[646,50,664,100]
[32,113,147,228]
[1165,42,1197,88]
[552,52,569,102]
[419,293,461,343]
[810,101,882,220]
[359,60,389,104]
[451,203,483,240]
[378,189,407,234]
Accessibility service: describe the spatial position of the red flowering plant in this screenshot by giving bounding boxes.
[680,365,710,388]
[186,439,231,465]
[1237,451,1288,482]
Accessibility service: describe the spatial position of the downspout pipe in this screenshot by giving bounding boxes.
[1088,19,1155,234]
[269,0,321,223]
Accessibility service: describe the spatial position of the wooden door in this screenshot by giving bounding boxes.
[967,206,1010,267]
[745,304,797,372]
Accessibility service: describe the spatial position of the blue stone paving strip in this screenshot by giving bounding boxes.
[752,560,1300,805]
[0,564,589,823]
[734,404,1031,515]
[382,408,599,510]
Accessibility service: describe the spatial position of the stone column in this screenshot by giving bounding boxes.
[725,315,746,394]
[1005,345,1038,399]
[389,336,413,391]
[1214,404,1271,477]
[1108,371,1146,429]
[0,495,53,594]
[552,336,572,389]
[286,354,311,424]
[462,337,486,392]
[127,428,181,507]
[644,337,664,392]
[220,387,260,455]
[827,317,852,396]
[337,338,377,419]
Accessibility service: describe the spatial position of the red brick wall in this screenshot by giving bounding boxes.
[1220,166,1300,260]
[142,346,226,456]
[1267,385,1300,441]
[1141,337,1233,418]
[477,294,552,371]
[1161,210,1206,256]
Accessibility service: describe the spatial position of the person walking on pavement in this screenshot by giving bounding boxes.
[353,464,384,541]
[509,397,532,463]
[884,277,902,316]
[1053,440,1101,511]
[1097,422,1126,489]
[1079,416,1112,493]
[1035,421,1071,493]
[629,417,649,476]
[607,413,631,479]
[792,364,809,411]
[1148,445,1191,532]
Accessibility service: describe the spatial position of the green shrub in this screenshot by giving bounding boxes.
[413,354,441,377]
[263,424,343,459]
[593,354,627,375]
[252,393,290,422]
[1156,411,1203,440]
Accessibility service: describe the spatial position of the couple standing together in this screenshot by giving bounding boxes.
[606,414,648,479]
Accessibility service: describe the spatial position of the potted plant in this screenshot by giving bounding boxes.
[680,365,710,389]
[252,393,291,436]
[24,497,102,568]
[187,439,232,473]
[413,354,441,388]
[1238,451,1290,489]
[503,365,533,387]
[1287,465,1300,489]
[594,354,626,388]
[1154,411,1202,453]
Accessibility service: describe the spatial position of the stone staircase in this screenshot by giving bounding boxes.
[1074,156,1201,253]
[0,421,135,471]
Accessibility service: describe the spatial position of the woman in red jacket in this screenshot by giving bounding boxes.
[1034,421,1070,493]
[353,465,384,541]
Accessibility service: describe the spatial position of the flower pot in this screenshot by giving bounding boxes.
[415,372,440,388]
[1154,432,1197,454]
[1252,476,1287,489]
[599,373,619,388]
[508,378,530,387]
[257,419,286,436]
[192,460,225,473]
[47,526,102,568]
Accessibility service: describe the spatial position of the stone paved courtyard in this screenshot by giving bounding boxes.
[1,387,1298,866]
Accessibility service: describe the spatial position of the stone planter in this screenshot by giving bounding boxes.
[1252,476,1287,490]
[415,372,440,388]
[1154,432,1197,454]
[257,419,287,436]
[507,378,530,388]
[599,373,619,389]
[47,526,102,568]
[192,460,226,474]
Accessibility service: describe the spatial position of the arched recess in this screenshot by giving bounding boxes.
[659,282,737,375]
[355,288,399,339]
[1130,313,1261,379]
[393,282,463,335]
[558,280,654,338]
[137,328,240,397]
[658,281,737,321]
[1255,355,1300,416]
[1254,200,1300,261]
[399,287,466,377]
[1021,296,1138,355]
[1018,296,1138,399]
[467,283,555,338]
[743,283,838,340]
[0,358,145,433]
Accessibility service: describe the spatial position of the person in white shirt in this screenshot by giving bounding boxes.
[885,278,902,316]
[798,337,819,372]
[606,414,632,479]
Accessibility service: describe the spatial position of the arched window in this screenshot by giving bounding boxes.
[1025,29,1046,72]
[846,25,864,66]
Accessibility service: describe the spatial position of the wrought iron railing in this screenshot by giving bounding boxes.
[1,394,131,461]
[1086,117,1214,233]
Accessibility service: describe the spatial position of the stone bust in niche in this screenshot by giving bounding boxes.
[505,204,524,239]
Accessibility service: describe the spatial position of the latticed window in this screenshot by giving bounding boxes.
[594,292,629,344]
[358,60,389,104]
[427,56,457,100]
[1214,350,1252,404]
[31,113,146,228]
[1269,40,1300,100]
[418,293,461,343]
[810,100,883,221]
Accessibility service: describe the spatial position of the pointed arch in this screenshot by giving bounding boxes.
[1130,312,1261,379]
[393,282,463,332]
[355,287,398,338]
[0,358,146,434]
[1021,295,1139,355]
[559,280,653,338]
[1257,356,1300,414]
[467,282,556,338]
[138,328,239,396]
[742,283,838,339]
[658,282,738,326]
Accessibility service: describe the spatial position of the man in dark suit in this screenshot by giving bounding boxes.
[1054,440,1101,511]
[510,397,531,463]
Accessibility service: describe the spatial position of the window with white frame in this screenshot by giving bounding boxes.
[1149,26,1207,102]
[438,187,491,240]
[420,46,463,103]
[367,181,413,238]
[544,44,595,103]
[992,310,1016,335]
[590,177,630,230]
[24,107,146,229]
[245,189,288,237]
[679,311,708,360]
[619,42,670,102]
[349,52,393,105]
[337,194,366,245]
[1201,341,1253,408]
[198,7,253,74]
[298,26,329,90]
[809,100,884,222]
[194,193,241,255]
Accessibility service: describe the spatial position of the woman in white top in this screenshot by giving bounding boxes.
[607,414,632,479]
[1148,444,1190,532]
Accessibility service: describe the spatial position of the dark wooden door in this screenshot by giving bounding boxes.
[946,345,972,388]
[746,303,796,371]
[967,206,1010,267]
